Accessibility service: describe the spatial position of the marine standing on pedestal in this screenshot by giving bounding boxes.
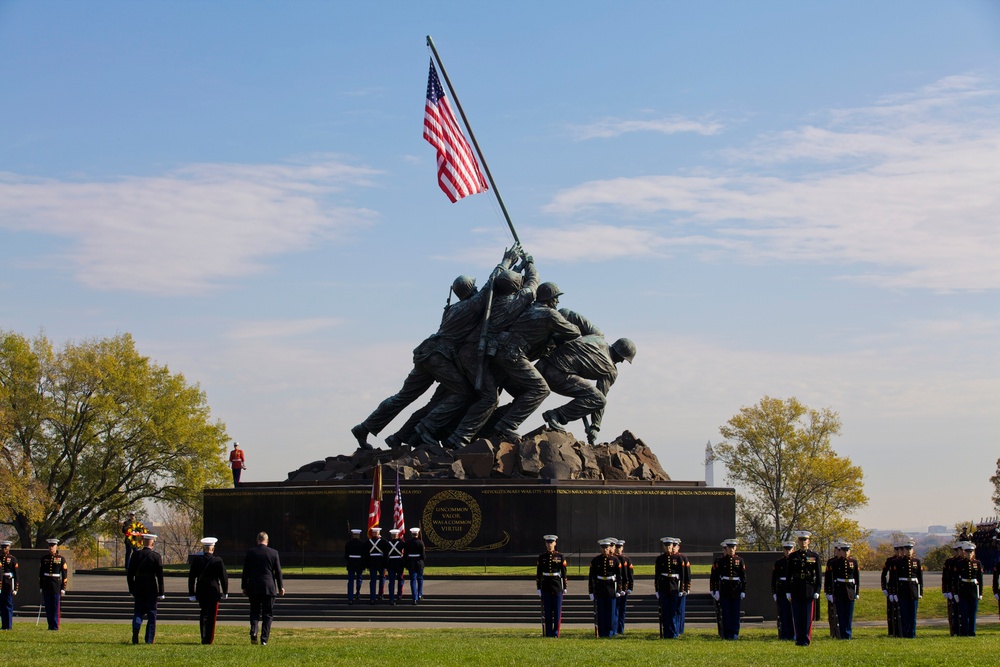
[229,442,246,487]
[188,536,229,645]
[385,529,406,605]
[404,527,425,604]
[588,538,620,638]
[786,530,822,646]
[824,540,860,639]
[344,528,366,605]
[366,527,387,603]
[126,533,165,644]
[710,538,746,640]
[39,538,68,631]
[951,541,984,636]
[536,535,567,637]
[613,539,633,636]
[887,538,922,638]
[1,541,18,630]
[771,540,795,640]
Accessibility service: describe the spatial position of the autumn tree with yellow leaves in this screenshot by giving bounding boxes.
[714,396,868,552]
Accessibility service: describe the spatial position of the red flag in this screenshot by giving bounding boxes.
[392,466,405,538]
[423,59,488,203]
[367,464,382,537]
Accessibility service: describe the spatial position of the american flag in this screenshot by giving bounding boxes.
[367,464,382,537]
[392,466,406,537]
[423,59,488,203]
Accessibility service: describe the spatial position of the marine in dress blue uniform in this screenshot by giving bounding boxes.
[536,535,567,637]
[385,529,406,605]
[366,527,387,603]
[786,530,822,646]
[613,539,633,635]
[126,533,165,644]
[344,529,366,605]
[654,537,687,638]
[588,538,620,637]
[887,538,922,638]
[404,527,425,604]
[1,541,18,630]
[39,538,69,630]
[188,537,229,645]
[670,538,692,634]
[824,540,860,639]
[941,543,963,635]
[951,541,984,636]
[710,538,746,640]
[771,540,795,640]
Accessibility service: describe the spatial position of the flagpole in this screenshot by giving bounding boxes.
[426,35,520,246]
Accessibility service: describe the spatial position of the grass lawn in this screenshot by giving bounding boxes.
[1,623,997,666]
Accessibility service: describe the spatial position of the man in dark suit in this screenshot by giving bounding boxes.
[126,533,165,644]
[188,537,229,645]
[241,531,284,646]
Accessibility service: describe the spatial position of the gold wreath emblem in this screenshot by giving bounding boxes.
[421,490,482,550]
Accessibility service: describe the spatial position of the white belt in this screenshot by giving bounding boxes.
[778,577,787,581]
[660,573,680,578]
[388,556,403,560]
[541,573,562,577]
[900,577,919,582]
[960,578,979,583]
[407,554,422,558]
[720,576,740,581]
[596,575,616,581]
[44,573,62,578]
[835,578,855,583]
[2,573,12,577]
[347,555,362,558]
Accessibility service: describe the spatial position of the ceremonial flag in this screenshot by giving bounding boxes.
[423,59,488,203]
[367,464,382,537]
[392,466,406,538]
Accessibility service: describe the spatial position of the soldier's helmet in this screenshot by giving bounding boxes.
[536,282,563,303]
[493,269,523,295]
[451,275,477,300]
[611,338,637,364]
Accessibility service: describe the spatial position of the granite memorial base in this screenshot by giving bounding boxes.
[204,479,735,567]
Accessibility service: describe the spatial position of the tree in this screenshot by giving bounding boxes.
[714,395,868,551]
[991,459,1000,514]
[0,330,230,547]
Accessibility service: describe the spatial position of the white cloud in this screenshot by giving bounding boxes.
[225,318,344,340]
[544,76,1000,291]
[0,157,380,295]
[568,115,723,140]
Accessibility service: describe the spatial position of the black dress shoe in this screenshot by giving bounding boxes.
[251,636,258,645]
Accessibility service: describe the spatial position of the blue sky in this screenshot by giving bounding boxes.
[1,1,998,533]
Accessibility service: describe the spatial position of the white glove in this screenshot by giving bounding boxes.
[890,594,898,602]
[826,594,833,603]
[711,591,720,601]
[813,592,819,599]
[589,593,594,601]
[223,594,228,600]
[882,589,888,598]
[994,593,999,600]
[953,595,959,602]
[189,596,197,602]
[918,595,922,599]
[978,596,982,600]
[654,592,659,599]
[945,592,952,600]
[537,589,542,597]
[60,591,67,596]
[679,591,686,597]
[11,591,15,596]
[740,592,745,600]
[856,593,860,599]
[627,589,633,595]
[785,593,792,601]
[773,594,777,601]
[158,595,165,600]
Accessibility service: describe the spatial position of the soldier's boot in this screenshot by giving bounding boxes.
[351,424,375,451]
[491,423,521,442]
[412,424,439,448]
[542,410,567,433]
[443,434,467,450]
[132,629,140,645]
[384,434,403,450]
